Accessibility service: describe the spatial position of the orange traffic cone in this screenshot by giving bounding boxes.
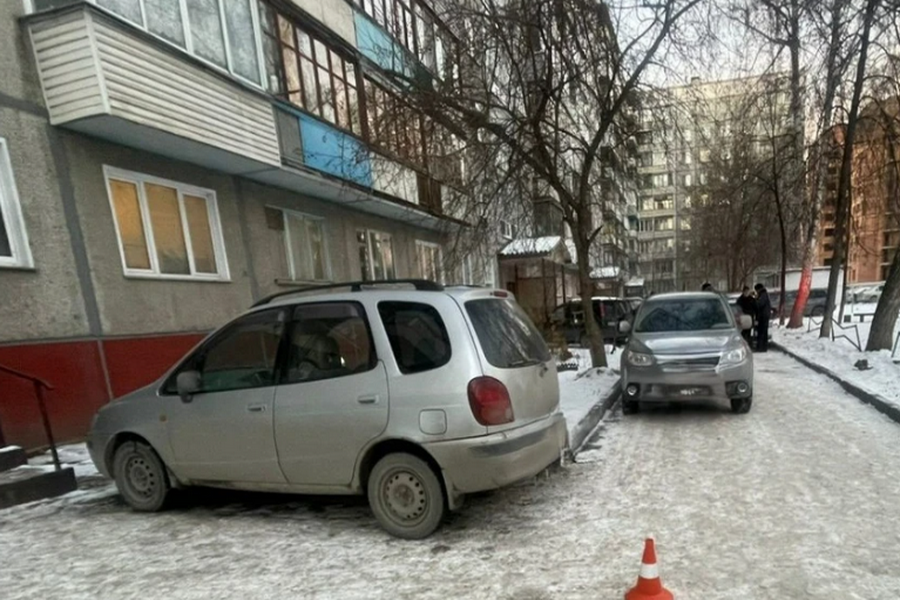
[625,538,674,600]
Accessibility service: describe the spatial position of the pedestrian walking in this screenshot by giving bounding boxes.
[754,283,771,352]
[736,286,757,346]
[702,282,714,292]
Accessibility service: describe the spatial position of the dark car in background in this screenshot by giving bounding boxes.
[550,297,633,347]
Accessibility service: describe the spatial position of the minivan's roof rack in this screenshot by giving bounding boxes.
[252,279,444,307]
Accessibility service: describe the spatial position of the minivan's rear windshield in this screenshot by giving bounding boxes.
[465,299,551,368]
[635,298,733,333]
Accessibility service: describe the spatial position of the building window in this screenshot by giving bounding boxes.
[416,240,442,282]
[281,210,330,282]
[357,229,395,280]
[259,3,361,133]
[97,0,263,85]
[104,167,229,280]
[681,151,692,165]
[500,219,516,240]
[353,0,456,82]
[364,78,422,165]
[682,173,693,186]
[0,138,33,269]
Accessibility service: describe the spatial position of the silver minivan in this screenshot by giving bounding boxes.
[87,281,566,539]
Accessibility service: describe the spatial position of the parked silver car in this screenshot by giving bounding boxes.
[86,281,566,539]
[619,292,754,414]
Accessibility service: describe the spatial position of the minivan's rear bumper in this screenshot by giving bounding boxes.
[424,412,567,495]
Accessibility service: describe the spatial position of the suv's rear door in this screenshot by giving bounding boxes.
[463,297,559,431]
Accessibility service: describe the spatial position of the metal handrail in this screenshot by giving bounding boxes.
[0,364,61,471]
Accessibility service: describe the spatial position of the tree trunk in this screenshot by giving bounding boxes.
[821,0,880,338]
[866,250,900,351]
[791,0,846,328]
[574,229,607,368]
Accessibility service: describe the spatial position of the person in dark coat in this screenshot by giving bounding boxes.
[754,283,772,352]
[702,282,714,291]
[736,286,757,344]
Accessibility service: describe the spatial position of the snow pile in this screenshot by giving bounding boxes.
[774,326,900,412]
[558,348,621,442]
[498,236,562,257]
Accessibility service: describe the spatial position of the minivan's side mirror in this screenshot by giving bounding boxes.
[618,320,632,334]
[176,370,202,403]
[739,315,753,331]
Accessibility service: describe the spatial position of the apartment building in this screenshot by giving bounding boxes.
[817,102,899,284]
[0,0,486,448]
[635,74,793,292]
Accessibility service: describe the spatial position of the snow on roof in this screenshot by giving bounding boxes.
[591,266,622,279]
[499,236,562,257]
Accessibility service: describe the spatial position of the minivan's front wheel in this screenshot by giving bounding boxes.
[112,440,171,511]
[368,453,446,539]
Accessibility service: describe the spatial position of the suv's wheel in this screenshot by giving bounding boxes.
[731,397,753,414]
[367,453,446,539]
[622,399,640,415]
[811,305,825,317]
[112,440,171,511]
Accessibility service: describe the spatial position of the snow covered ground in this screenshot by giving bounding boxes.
[773,318,900,412]
[558,346,621,444]
[2,354,900,599]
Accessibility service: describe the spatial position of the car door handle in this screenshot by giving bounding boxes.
[357,394,379,405]
[247,404,267,413]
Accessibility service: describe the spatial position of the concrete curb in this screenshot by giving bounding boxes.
[772,342,900,425]
[568,379,622,459]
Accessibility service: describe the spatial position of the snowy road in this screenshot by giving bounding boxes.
[2,353,900,599]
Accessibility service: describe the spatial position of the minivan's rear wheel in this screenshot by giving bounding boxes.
[731,397,753,414]
[368,453,445,539]
[112,441,171,511]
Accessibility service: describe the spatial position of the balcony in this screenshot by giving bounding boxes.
[26,5,457,230]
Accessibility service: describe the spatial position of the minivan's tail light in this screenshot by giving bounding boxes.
[467,376,514,426]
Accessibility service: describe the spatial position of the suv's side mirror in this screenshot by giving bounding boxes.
[739,315,753,331]
[618,320,632,334]
[176,370,202,403]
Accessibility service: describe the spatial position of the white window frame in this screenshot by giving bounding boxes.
[35,0,268,90]
[103,166,230,282]
[0,137,34,269]
[279,208,332,283]
[415,240,443,283]
[357,228,395,281]
[500,219,514,240]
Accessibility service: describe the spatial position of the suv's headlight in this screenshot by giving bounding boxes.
[720,347,747,366]
[627,350,654,366]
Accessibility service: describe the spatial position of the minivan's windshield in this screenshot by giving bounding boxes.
[635,297,733,333]
[466,298,551,368]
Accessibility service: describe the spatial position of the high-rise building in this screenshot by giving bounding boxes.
[817,100,900,283]
[635,74,794,292]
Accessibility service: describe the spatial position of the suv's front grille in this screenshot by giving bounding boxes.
[658,356,720,369]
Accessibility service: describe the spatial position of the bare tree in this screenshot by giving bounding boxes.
[374,0,704,367]
[821,0,883,338]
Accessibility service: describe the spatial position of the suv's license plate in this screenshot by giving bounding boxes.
[678,387,705,396]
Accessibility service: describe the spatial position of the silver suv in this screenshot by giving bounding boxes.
[87,281,566,539]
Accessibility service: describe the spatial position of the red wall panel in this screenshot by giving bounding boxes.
[103,333,206,398]
[0,332,206,450]
[0,341,108,449]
